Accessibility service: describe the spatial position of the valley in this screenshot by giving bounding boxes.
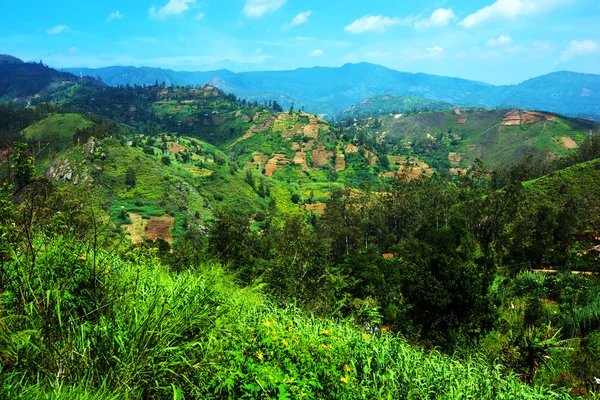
[1,55,600,399]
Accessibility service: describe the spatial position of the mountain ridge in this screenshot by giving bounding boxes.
[64,63,600,121]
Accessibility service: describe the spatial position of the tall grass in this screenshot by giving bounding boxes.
[559,295,600,338]
[1,240,592,399]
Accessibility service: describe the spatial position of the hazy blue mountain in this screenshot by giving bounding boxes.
[60,63,600,121]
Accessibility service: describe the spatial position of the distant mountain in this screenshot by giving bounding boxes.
[66,63,600,121]
[342,95,456,117]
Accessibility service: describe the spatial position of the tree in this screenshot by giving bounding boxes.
[289,103,295,115]
[161,156,171,165]
[272,101,283,112]
[245,169,254,188]
[125,167,136,188]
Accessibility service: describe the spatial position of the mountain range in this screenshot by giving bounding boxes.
[65,63,600,121]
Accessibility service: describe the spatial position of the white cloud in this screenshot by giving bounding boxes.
[559,40,599,62]
[282,10,311,30]
[310,49,324,56]
[196,12,205,20]
[344,15,401,34]
[106,10,124,23]
[68,47,78,54]
[242,0,287,18]
[46,25,69,35]
[426,46,445,56]
[149,0,195,20]
[486,35,512,46]
[460,0,570,29]
[414,8,456,29]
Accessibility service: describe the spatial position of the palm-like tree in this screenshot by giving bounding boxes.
[515,324,572,384]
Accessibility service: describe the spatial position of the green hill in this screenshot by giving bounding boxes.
[23,113,93,143]
[360,109,600,170]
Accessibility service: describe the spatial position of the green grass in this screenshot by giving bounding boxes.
[23,113,92,143]
[1,235,586,399]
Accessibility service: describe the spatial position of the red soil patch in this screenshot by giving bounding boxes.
[146,216,175,244]
[125,214,175,245]
[456,118,467,124]
[167,142,187,155]
[265,153,290,177]
[454,110,462,115]
[502,110,559,126]
[312,144,330,166]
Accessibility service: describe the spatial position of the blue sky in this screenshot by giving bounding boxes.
[1,0,599,84]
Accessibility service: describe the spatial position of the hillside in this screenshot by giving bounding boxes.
[0,58,81,101]
[354,109,600,170]
[67,63,600,121]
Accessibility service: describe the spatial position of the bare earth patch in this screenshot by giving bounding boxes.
[167,142,187,155]
[448,152,464,165]
[124,214,175,245]
[265,154,291,177]
[345,144,359,153]
[559,136,579,149]
[304,202,327,214]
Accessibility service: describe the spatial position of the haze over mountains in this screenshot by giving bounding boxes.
[66,63,600,121]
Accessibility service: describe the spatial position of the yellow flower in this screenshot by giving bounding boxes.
[320,344,327,349]
[343,364,351,372]
[257,351,264,360]
[247,326,254,331]
[282,339,289,346]
[363,333,369,340]
[263,319,274,327]
[340,374,350,384]
[321,329,330,336]
[80,254,87,261]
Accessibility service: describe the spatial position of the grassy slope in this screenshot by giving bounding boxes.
[1,244,579,399]
[524,158,600,203]
[23,113,92,143]
[381,110,599,167]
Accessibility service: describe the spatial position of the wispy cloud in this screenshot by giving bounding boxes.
[196,12,205,20]
[149,0,195,20]
[344,15,401,34]
[486,35,512,46]
[282,10,311,30]
[413,8,456,29]
[242,0,287,18]
[460,0,571,29]
[106,10,124,23]
[559,40,599,62]
[309,49,324,57]
[46,25,69,35]
[426,46,445,56]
